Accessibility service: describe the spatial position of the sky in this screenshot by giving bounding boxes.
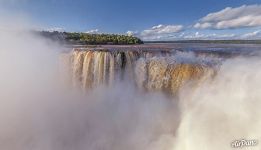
[1,0,261,40]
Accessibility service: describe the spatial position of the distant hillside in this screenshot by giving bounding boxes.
[145,40,261,44]
[37,31,144,45]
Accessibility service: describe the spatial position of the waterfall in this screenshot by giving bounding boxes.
[61,48,215,94]
[135,57,215,95]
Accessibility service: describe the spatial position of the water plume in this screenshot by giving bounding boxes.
[174,56,261,150]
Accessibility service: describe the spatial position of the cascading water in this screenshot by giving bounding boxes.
[62,48,216,95]
[135,57,215,95]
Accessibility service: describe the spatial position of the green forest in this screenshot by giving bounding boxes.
[39,31,143,45]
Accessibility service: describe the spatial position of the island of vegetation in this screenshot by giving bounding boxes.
[38,31,144,45]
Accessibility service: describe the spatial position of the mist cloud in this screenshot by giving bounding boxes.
[0,13,180,150]
[175,57,261,150]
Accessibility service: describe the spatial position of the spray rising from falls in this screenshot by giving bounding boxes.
[1,37,261,150]
[62,49,216,95]
[59,48,261,150]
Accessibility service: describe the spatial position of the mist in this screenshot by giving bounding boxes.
[0,13,180,150]
[0,9,261,150]
[175,57,261,150]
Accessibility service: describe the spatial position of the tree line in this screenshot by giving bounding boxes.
[39,31,143,45]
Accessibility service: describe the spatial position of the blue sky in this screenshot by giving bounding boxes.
[1,0,261,40]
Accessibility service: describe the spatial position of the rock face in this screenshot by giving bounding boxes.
[61,48,215,95]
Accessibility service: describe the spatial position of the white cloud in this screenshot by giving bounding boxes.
[241,30,261,39]
[180,32,236,40]
[138,30,237,41]
[194,5,261,29]
[45,27,65,32]
[141,24,183,36]
[86,29,100,34]
[180,31,261,40]
[126,30,138,36]
[136,24,183,40]
[126,31,134,36]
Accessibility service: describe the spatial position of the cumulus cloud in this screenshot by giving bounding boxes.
[180,30,261,40]
[126,30,139,36]
[45,27,65,32]
[126,31,134,36]
[133,24,183,40]
[194,5,261,29]
[241,30,261,39]
[86,29,100,34]
[181,32,236,40]
[141,24,183,36]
